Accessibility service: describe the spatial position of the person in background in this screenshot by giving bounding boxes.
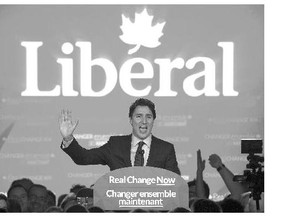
[27,184,48,212]
[218,198,244,212]
[10,178,33,192]
[46,189,56,209]
[57,193,67,207]
[190,198,222,212]
[70,183,86,195]
[0,193,8,212]
[208,154,248,201]
[188,150,210,200]
[7,184,29,212]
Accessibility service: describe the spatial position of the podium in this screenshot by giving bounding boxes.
[92,167,189,211]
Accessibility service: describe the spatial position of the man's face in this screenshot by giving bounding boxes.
[8,186,28,212]
[28,187,47,212]
[130,106,154,140]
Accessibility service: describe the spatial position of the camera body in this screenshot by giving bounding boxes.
[233,139,264,203]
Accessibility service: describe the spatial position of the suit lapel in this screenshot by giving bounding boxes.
[146,135,157,166]
[122,134,132,167]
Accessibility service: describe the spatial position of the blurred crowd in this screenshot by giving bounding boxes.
[0,152,263,213]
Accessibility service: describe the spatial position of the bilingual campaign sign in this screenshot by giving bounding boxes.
[92,167,189,211]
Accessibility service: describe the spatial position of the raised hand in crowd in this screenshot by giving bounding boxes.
[195,149,207,198]
[208,153,247,200]
[58,109,79,143]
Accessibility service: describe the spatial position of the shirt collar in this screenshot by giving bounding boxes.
[131,134,152,148]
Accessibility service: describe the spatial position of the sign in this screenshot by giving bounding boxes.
[92,167,189,211]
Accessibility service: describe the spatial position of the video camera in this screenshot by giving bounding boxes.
[233,139,264,210]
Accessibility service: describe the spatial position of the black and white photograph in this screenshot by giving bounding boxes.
[0,0,285,214]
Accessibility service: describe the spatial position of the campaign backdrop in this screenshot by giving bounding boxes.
[0,5,263,200]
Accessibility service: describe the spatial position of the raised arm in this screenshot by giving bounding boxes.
[196,149,207,198]
[208,154,247,200]
[58,109,111,166]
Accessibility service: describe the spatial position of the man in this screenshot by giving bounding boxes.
[7,184,28,212]
[27,184,48,212]
[59,98,181,175]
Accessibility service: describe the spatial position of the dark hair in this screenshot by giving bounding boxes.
[70,184,86,194]
[47,190,56,207]
[131,208,148,212]
[170,207,191,212]
[219,198,244,212]
[188,179,210,199]
[28,184,47,196]
[65,204,88,212]
[7,184,27,198]
[129,98,156,119]
[57,193,67,207]
[11,178,33,192]
[45,206,63,212]
[192,198,222,212]
[88,206,105,212]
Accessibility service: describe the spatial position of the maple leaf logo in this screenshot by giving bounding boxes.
[119,8,166,55]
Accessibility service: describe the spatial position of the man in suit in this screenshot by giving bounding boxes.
[59,98,181,175]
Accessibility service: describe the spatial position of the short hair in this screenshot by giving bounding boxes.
[131,208,148,212]
[45,206,63,212]
[170,207,191,212]
[47,190,56,206]
[65,204,88,212]
[219,198,244,212]
[88,206,105,212]
[57,193,67,207]
[129,98,156,119]
[10,178,33,192]
[192,198,222,212]
[28,184,47,196]
[70,184,86,194]
[188,179,210,199]
[7,184,27,198]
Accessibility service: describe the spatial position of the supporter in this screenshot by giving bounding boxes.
[76,187,93,209]
[0,193,8,212]
[57,193,67,207]
[130,208,148,212]
[45,206,63,212]
[219,197,244,212]
[27,184,48,212]
[88,206,105,212]
[60,193,78,212]
[10,178,33,192]
[70,183,86,194]
[65,204,88,212]
[6,198,22,212]
[208,153,248,201]
[187,150,210,200]
[7,184,28,212]
[46,189,57,209]
[191,198,222,212]
[169,207,191,212]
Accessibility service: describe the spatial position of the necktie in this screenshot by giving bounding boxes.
[134,141,145,166]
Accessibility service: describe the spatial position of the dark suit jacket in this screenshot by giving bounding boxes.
[62,134,181,175]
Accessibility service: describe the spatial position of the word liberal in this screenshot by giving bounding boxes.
[21,41,239,97]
